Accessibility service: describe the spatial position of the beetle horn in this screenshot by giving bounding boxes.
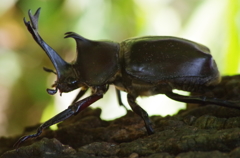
[64,32,93,49]
[24,8,72,93]
[64,32,94,62]
[64,32,89,41]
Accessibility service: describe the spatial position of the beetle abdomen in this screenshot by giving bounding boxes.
[121,36,220,88]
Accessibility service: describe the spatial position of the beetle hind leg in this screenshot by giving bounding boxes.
[127,94,154,135]
[165,91,240,110]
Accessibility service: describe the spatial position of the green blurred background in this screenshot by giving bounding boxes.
[0,0,239,137]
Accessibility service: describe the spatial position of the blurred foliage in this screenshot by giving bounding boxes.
[0,0,239,137]
[224,0,240,75]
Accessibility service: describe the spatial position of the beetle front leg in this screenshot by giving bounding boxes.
[13,93,102,149]
[127,94,154,135]
[71,87,89,104]
[165,91,240,110]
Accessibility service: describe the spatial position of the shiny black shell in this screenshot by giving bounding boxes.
[71,34,220,91]
[120,36,219,85]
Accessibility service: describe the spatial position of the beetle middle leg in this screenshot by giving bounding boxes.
[116,88,128,110]
[127,94,154,134]
[13,93,103,149]
[165,91,240,110]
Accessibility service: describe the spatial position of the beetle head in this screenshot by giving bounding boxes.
[46,64,81,95]
[42,52,82,95]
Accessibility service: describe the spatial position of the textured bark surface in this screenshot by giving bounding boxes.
[1,75,240,158]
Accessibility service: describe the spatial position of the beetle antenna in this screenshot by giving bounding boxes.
[43,67,57,74]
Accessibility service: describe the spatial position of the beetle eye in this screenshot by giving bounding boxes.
[67,77,78,86]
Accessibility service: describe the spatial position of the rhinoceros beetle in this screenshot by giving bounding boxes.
[14,8,240,148]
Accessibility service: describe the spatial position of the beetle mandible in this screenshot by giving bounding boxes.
[14,8,240,148]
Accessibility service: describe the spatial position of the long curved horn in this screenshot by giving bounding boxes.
[24,8,71,80]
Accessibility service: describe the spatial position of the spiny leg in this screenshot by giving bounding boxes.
[14,93,102,149]
[127,94,154,134]
[165,91,240,110]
